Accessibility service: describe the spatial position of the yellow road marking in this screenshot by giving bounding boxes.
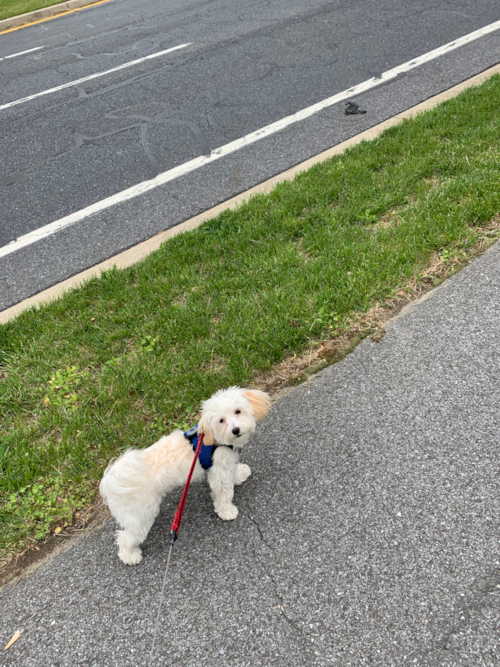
[0,0,112,36]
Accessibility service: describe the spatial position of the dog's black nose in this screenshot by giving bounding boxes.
[232,427,240,436]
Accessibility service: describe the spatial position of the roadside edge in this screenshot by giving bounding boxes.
[0,0,111,35]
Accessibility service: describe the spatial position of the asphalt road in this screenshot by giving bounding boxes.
[1,0,500,310]
[2,231,499,666]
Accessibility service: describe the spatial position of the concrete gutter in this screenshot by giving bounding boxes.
[1,62,499,324]
[0,0,111,34]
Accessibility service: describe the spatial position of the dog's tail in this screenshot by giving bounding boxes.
[99,449,152,502]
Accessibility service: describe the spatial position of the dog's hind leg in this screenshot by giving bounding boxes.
[114,499,161,565]
[116,529,145,565]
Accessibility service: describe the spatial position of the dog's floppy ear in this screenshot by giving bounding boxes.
[197,413,216,446]
[243,390,271,421]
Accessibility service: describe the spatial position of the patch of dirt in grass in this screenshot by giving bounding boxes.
[211,313,224,325]
[172,294,188,307]
[372,209,399,231]
[200,354,226,374]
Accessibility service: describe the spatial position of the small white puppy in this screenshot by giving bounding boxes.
[99,387,271,564]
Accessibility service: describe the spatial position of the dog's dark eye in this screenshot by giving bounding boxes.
[219,418,224,423]
[235,410,241,414]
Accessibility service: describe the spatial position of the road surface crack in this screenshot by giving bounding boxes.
[246,512,323,656]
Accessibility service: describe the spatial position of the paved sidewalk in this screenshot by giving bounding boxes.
[2,242,500,666]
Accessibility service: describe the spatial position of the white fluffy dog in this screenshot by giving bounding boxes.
[99,387,271,564]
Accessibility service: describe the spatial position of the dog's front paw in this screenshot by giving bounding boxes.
[216,504,239,521]
[118,547,143,565]
[234,463,251,485]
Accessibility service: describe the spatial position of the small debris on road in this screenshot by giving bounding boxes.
[345,101,367,115]
[4,630,20,650]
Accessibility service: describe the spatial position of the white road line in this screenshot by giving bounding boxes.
[0,43,190,111]
[0,46,45,61]
[1,20,500,260]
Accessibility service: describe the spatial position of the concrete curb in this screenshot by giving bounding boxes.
[0,0,110,34]
[1,62,500,324]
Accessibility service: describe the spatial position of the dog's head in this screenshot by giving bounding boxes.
[197,387,271,447]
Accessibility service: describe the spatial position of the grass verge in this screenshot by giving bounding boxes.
[0,0,93,22]
[2,75,500,564]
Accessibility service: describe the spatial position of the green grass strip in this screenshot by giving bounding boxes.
[1,76,500,559]
[1,0,61,21]
[0,0,86,22]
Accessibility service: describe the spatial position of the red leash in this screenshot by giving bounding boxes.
[170,432,204,543]
[151,432,204,661]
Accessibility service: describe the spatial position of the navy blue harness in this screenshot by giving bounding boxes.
[184,426,233,470]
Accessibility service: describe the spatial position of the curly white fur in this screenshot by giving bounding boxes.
[99,387,271,564]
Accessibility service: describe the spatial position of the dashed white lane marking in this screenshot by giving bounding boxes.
[0,46,45,61]
[0,43,190,111]
[1,19,500,260]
